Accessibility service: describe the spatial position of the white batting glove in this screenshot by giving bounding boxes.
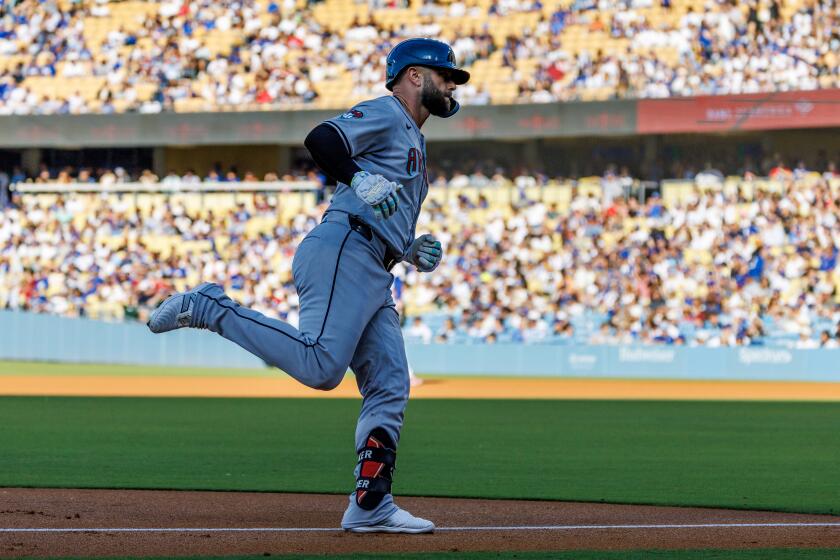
[350,171,402,220]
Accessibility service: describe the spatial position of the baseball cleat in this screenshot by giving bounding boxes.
[147,282,214,334]
[346,507,435,534]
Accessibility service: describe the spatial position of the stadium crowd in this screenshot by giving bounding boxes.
[0,0,838,113]
[1,166,839,348]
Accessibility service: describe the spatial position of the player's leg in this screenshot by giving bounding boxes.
[149,219,392,390]
[340,304,433,532]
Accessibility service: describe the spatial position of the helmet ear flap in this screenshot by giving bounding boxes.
[440,98,460,118]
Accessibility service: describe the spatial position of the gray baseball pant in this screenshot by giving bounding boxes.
[190,211,409,527]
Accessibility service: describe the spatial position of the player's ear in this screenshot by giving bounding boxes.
[406,66,424,88]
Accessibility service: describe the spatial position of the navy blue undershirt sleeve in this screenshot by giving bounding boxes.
[304,123,363,186]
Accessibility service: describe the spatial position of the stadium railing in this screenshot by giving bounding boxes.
[11,180,323,214]
[12,180,320,193]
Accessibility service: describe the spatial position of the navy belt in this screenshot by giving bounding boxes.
[348,214,400,272]
[324,212,399,272]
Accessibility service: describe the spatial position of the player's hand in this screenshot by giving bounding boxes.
[350,171,402,220]
[407,234,442,272]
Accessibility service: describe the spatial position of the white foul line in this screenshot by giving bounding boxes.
[2,522,840,533]
[437,522,840,531]
[0,527,337,533]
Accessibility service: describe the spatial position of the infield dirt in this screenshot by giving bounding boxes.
[2,488,839,557]
[4,374,840,400]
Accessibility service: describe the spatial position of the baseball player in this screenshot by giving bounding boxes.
[147,38,469,533]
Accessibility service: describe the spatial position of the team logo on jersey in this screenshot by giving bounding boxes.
[340,109,364,119]
[406,147,425,177]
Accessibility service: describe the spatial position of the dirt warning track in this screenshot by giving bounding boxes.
[5,375,840,400]
[1,489,839,557]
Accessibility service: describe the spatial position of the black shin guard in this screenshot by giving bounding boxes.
[355,428,396,510]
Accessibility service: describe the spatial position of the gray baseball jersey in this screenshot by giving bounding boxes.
[323,95,428,258]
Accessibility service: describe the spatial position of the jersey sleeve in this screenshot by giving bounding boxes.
[323,99,394,159]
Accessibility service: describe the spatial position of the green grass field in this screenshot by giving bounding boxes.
[2,396,840,514]
[0,360,277,377]
[38,551,840,560]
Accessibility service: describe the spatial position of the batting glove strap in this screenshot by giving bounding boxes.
[350,171,402,220]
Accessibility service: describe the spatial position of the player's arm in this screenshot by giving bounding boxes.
[304,124,362,186]
[305,114,400,220]
[405,234,443,272]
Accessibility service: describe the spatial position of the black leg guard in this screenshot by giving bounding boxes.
[355,428,396,510]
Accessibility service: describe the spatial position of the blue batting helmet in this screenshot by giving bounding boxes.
[385,38,470,92]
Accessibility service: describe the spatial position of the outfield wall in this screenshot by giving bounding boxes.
[1,311,839,381]
[0,310,265,369]
[404,343,840,381]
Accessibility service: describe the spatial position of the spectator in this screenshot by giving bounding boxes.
[161,171,182,185]
[405,316,433,344]
[795,330,819,350]
[819,331,838,349]
[0,169,8,208]
[1,0,838,114]
[139,169,159,184]
[182,170,201,184]
[435,317,458,343]
[1,166,838,349]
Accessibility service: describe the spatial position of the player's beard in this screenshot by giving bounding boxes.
[421,80,452,117]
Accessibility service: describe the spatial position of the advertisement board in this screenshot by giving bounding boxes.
[637,89,840,134]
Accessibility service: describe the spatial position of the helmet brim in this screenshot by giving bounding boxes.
[449,67,471,86]
[386,66,471,91]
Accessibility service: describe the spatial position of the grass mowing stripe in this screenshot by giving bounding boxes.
[29,551,840,560]
[0,360,277,378]
[2,397,840,513]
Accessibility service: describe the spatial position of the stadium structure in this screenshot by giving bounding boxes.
[1,0,840,557]
[1,0,838,354]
